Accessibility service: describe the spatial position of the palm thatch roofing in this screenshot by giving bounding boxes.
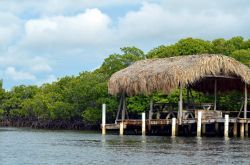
[108,54,250,96]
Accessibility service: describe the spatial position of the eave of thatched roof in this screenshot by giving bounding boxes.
[108,54,250,96]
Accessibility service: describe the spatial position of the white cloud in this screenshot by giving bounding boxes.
[0,0,141,16]
[116,2,249,46]
[0,12,22,48]
[22,8,112,49]
[5,67,36,81]
[37,74,57,86]
[31,64,52,73]
[1,0,250,89]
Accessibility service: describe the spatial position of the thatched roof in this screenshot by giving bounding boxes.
[108,54,250,96]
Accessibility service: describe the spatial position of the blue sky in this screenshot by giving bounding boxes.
[1,0,250,89]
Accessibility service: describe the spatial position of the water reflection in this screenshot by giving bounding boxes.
[1,127,250,164]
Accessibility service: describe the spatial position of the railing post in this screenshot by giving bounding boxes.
[172,118,176,137]
[240,123,245,138]
[102,104,106,135]
[142,112,146,135]
[224,114,229,137]
[197,111,202,137]
[119,122,124,135]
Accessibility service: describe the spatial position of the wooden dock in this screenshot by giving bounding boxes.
[101,104,250,137]
[104,117,249,137]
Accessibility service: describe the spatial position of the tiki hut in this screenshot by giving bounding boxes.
[108,54,250,122]
[109,54,250,96]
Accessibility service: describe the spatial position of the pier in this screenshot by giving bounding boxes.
[103,54,250,137]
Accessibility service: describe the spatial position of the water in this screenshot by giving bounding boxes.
[0,127,250,165]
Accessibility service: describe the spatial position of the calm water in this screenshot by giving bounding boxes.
[0,127,250,165]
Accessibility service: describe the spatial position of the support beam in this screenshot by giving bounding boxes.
[142,112,146,135]
[197,111,202,137]
[115,96,123,123]
[102,104,106,135]
[148,99,153,132]
[214,79,217,111]
[233,123,237,137]
[224,115,229,137]
[240,123,244,138]
[186,87,190,110]
[244,83,248,119]
[172,118,176,137]
[122,94,126,121]
[178,83,183,125]
[149,99,153,120]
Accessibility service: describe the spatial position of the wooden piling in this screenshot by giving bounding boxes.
[240,123,244,137]
[120,94,126,135]
[245,123,248,137]
[102,104,106,135]
[233,123,237,137]
[142,112,146,135]
[215,123,219,135]
[224,115,229,137]
[119,122,124,135]
[172,118,176,137]
[202,124,206,135]
[197,111,202,137]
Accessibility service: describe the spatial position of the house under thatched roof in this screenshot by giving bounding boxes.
[108,54,250,96]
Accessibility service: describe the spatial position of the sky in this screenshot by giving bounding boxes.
[1,0,250,89]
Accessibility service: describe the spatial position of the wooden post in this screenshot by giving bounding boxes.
[202,124,206,135]
[224,114,229,137]
[245,123,248,137]
[149,99,153,120]
[115,95,123,124]
[142,112,146,135]
[186,87,190,110]
[178,83,183,125]
[240,123,244,137]
[215,123,219,135]
[148,99,153,132]
[120,93,126,135]
[102,104,106,135]
[214,79,217,111]
[244,83,248,119]
[197,111,202,137]
[122,94,126,121]
[233,123,237,137]
[172,118,176,137]
[119,122,124,135]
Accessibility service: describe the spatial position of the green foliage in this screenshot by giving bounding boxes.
[127,95,150,113]
[147,45,179,58]
[0,109,4,120]
[82,107,101,125]
[176,38,213,55]
[98,47,145,76]
[0,39,250,127]
[231,49,250,66]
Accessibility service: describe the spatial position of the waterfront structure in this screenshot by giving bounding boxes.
[103,54,250,137]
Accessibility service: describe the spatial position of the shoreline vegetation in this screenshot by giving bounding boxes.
[0,37,249,130]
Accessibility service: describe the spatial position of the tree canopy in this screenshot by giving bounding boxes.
[0,36,249,129]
